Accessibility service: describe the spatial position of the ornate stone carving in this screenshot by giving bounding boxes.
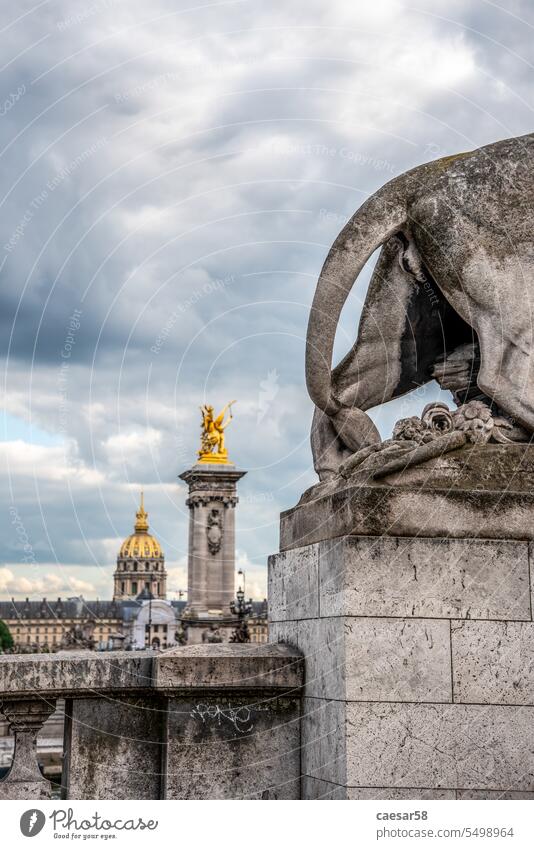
[340,401,522,480]
[186,492,238,508]
[305,134,534,480]
[206,509,223,555]
[421,402,454,435]
[201,625,223,643]
[60,620,96,650]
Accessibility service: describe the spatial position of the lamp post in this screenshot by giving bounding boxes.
[144,590,153,650]
[229,584,253,643]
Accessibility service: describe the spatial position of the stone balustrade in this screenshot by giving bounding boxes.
[0,643,303,800]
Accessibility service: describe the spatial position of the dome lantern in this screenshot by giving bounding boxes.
[134,490,149,533]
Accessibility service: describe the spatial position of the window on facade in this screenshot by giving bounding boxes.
[133,563,138,572]
[121,582,125,593]
[154,625,159,633]
[145,562,149,570]
[132,582,137,594]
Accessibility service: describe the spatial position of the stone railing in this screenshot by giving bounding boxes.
[0,644,303,800]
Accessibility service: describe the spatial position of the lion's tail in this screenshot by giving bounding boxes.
[305,173,409,418]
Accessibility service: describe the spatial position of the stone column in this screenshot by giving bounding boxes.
[0,699,56,799]
[221,494,238,613]
[188,498,209,614]
[180,465,246,627]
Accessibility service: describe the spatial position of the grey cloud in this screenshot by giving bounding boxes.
[0,0,532,593]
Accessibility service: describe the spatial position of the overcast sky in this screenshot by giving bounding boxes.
[0,0,532,601]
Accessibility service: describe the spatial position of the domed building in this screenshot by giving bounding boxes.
[113,493,167,601]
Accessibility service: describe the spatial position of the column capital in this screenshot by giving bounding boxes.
[186,494,238,508]
[179,465,247,488]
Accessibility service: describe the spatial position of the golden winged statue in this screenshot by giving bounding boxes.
[198,400,237,464]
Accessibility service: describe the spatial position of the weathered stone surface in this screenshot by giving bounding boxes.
[296,618,344,700]
[301,776,346,799]
[383,443,534,493]
[163,695,300,799]
[65,696,164,799]
[0,645,303,699]
[452,621,534,705]
[302,776,456,799]
[301,698,346,786]
[154,643,303,692]
[268,544,319,621]
[348,787,456,800]
[339,702,534,790]
[268,620,298,647]
[303,698,534,790]
[281,475,534,549]
[318,536,530,621]
[457,790,534,800]
[297,617,451,702]
[0,650,154,696]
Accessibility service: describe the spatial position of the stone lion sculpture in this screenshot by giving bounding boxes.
[306,133,534,479]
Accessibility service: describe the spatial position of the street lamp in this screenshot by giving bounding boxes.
[145,591,153,649]
[230,582,253,643]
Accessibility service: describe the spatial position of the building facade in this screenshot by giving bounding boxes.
[0,597,123,652]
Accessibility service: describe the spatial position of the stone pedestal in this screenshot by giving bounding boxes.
[269,444,534,800]
[180,464,246,642]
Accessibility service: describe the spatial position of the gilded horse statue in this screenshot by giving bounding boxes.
[198,401,236,464]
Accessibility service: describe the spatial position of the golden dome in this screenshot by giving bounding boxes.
[118,492,163,560]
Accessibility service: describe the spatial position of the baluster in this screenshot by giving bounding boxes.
[0,699,56,799]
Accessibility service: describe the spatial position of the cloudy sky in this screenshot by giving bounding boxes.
[0,0,532,601]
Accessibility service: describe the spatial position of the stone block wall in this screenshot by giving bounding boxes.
[269,535,534,799]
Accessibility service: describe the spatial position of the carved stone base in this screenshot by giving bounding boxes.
[281,443,534,548]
